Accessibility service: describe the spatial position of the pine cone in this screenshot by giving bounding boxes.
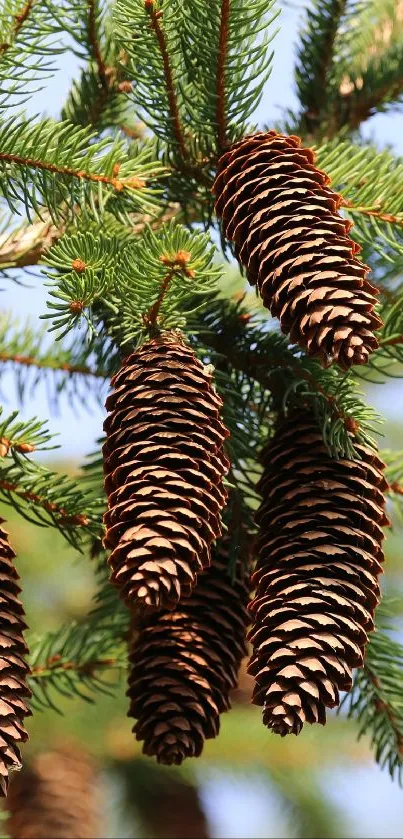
[127,539,250,765]
[213,131,382,370]
[248,413,389,736]
[103,334,230,612]
[6,747,100,838]
[0,521,30,797]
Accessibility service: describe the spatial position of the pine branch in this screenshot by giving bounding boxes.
[295,0,348,135]
[0,408,53,456]
[0,311,111,410]
[44,221,222,344]
[87,0,108,90]
[315,139,403,258]
[179,0,279,155]
[0,456,103,548]
[0,0,58,109]
[0,117,164,221]
[342,600,403,783]
[193,297,380,459]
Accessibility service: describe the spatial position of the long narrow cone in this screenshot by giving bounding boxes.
[248,413,389,735]
[213,131,382,370]
[103,333,230,612]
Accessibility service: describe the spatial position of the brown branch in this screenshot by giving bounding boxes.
[216,0,230,152]
[87,0,108,89]
[0,351,107,378]
[145,0,188,160]
[344,201,403,228]
[0,0,33,56]
[0,479,89,527]
[0,152,145,191]
[389,481,403,496]
[144,250,193,330]
[379,335,403,348]
[32,654,119,678]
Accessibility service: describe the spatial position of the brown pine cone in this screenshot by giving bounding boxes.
[248,413,389,736]
[0,521,30,797]
[103,333,230,612]
[127,538,250,765]
[6,747,100,838]
[213,131,382,370]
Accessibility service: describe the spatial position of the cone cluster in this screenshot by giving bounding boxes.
[248,413,389,736]
[103,334,229,612]
[0,521,30,797]
[213,131,382,369]
[127,538,250,764]
[6,747,100,838]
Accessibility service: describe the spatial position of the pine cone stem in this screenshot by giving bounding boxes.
[248,413,389,736]
[0,521,30,797]
[103,333,230,612]
[213,131,382,369]
[127,538,250,765]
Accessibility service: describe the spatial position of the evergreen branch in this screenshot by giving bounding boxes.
[87,0,108,90]
[0,457,103,548]
[179,0,279,155]
[28,622,127,712]
[216,0,230,152]
[0,116,164,220]
[0,409,52,456]
[194,297,379,458]
[295,0,348,134]
[315,139,403,257]
[0,0,34,57]
[342,601,403,783]
[0,0,58,109]
[0,311,111,411]
[145,0,188,160]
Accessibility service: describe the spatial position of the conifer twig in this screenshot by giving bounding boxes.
[0,151,145,190]
[0,0,34,56]
[0,478,90,527]
[216,0,230,152]
[87,0,108,90]
[0,351,106,378]
[144,0,188,160]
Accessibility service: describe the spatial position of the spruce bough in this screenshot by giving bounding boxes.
[0,0,402,794]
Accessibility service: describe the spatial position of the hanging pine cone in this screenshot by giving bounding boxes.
[127,538,250,764]
[248,413,389,736]
[213,131,382,370]
[103,333,230,612]
[5,747,100,838]
[0,521,30,797]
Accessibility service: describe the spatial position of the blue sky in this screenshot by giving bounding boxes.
[2,4,403,835]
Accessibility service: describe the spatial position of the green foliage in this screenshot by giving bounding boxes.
[0,0,59,110]
[315,139,403,258]
[178,0,279,154]
[0,116,163,221]
[43,221,223,345]
[342,600,403,784]
[295,0,348,133]
[114,0,189,153]
[0,310,109,410]
[0,453,103,548]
